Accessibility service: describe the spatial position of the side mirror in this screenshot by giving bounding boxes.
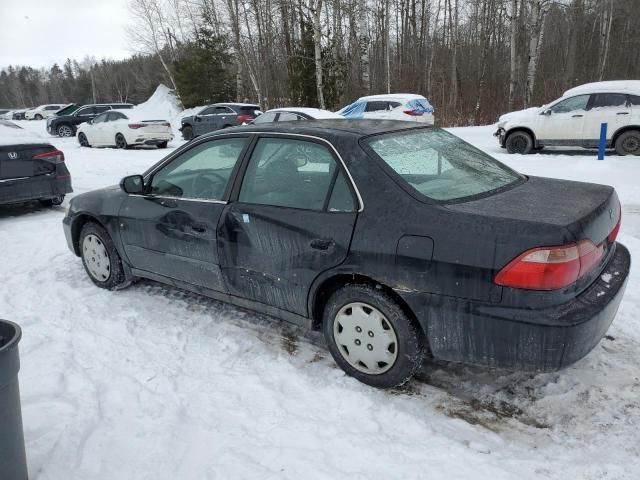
[195,115,203,122]
[542,109,552,116]
[120,174,145,194]
[88,119,93,125]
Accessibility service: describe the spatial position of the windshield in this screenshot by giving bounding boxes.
[365,128,523,202]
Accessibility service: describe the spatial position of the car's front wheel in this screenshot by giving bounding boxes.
[57,124,74,137]
[78,133,90,147]
[35,114,43,120]
[505,130,533,154]
[79,222,131,290]
[157,141,168,149]
[615,130,640,156]
[182,125,194,141]
[323,284,424,388]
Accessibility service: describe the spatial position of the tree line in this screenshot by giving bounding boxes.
[1,0,638,126]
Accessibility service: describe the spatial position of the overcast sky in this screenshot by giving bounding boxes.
[0,0,132,69]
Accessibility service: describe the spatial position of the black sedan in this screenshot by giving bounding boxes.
[1,120,72,207]
[62,120,630,388]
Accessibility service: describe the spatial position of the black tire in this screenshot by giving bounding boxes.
[115,133,129,149]
[79,222,131,290]
[157,141,168,149]
[505,130,534,154]
[615,130,640,156]
[57,124,74,137]
[34,114,43,120]
[182,125,194,141]
[39,195,65,207]
[78,132,91,147]
[322,284,424,388]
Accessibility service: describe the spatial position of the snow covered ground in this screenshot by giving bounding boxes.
[1,119,639,480]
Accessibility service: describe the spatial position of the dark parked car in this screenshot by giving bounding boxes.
[180,103,261,140]
[47,103,134,137]
[1,120,72,206]
[62,120,629,388]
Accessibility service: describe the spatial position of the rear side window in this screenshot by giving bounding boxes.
[215,107,234,114]
[590,93,628,109]
[239,138,341,211]
[366,129,523,202]
[278,112,304,122]
[239,106,260,113]
[365,101,389,112]
[629,95,640,106]
[75,107,94,116]
[200,107,216,115]
[95,106,110,114]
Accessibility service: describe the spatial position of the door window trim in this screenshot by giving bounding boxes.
[138,132,364,212]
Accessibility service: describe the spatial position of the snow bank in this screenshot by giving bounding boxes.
[564,80,640,97]
[133,84,182,121]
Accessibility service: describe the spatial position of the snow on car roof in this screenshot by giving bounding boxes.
[563,81,640,97]
[110,109,168,122]
[268,107,343,119]
[358,93,428,102]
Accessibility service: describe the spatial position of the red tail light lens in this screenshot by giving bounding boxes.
[33,149,65,163]
[403,109,424,116]
[608,209,621,243]
[128,123,144,129]
[237,115,253,122]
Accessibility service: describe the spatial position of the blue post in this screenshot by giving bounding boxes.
[598,123,608,160]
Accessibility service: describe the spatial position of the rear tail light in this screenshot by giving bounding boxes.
[237,115,253,122]
[495,206,621,290]
[33,149,65,164]
[128,123,144,129]
[403,109,424,117]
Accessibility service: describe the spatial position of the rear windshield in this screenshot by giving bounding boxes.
[365,129,523,202]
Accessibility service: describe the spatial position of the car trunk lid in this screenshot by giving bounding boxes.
[446,176,620,290]
[0,144,58,181]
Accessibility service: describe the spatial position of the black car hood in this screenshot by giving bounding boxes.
[446,176,618,245]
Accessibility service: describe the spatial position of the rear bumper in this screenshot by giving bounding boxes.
[0,174,72,206]
[130,133,173,145]
[402,242,630,371]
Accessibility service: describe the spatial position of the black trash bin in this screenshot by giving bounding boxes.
[0,320,28,480]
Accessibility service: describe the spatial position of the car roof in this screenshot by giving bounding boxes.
[213,103,260,107]
[202,119,427,139]
[357,93,427,102]
[563,81,640,97]
[267,107,343,119]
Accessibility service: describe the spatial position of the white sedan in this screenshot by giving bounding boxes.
[76,110,173,149]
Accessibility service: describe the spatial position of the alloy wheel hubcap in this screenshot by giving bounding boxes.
[333,302,398,375]
[83,234,111,282]
[623,137,639,153]
[512,136,526,153]
[59,126,72,137]
[116,136,126,148]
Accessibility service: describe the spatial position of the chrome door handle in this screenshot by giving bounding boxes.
[572,114,583,118]
[617,112,630,115]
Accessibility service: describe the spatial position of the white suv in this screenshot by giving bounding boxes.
[337,94,435,124]
[495,81,640,155]
[25,104,65,120]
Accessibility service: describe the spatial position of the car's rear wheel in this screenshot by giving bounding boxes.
[157,141,168,149]
[78,133,90,147]
[615,130,640,156]
[506,131,533,154]
[39,195,65,207]
[115,133,129,149]
[57,124,74,137]
[35,114,43,120]
[323,284,424,388]
[79,222,130,290]
[182,125,194,141]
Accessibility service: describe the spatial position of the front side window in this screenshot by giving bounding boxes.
[253,112,277,124]
[590,93,628,109]
[549,95,590,113]
[92,113,108,124]
[150,137,248,200]
[239,137,351,211]
[76,107,94,116]
[366,129,523,202]
[278,112,304,122]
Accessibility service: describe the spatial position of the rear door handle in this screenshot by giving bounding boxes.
[310,238,335,251]
[617,112,629,115]
[572,114,583,118]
